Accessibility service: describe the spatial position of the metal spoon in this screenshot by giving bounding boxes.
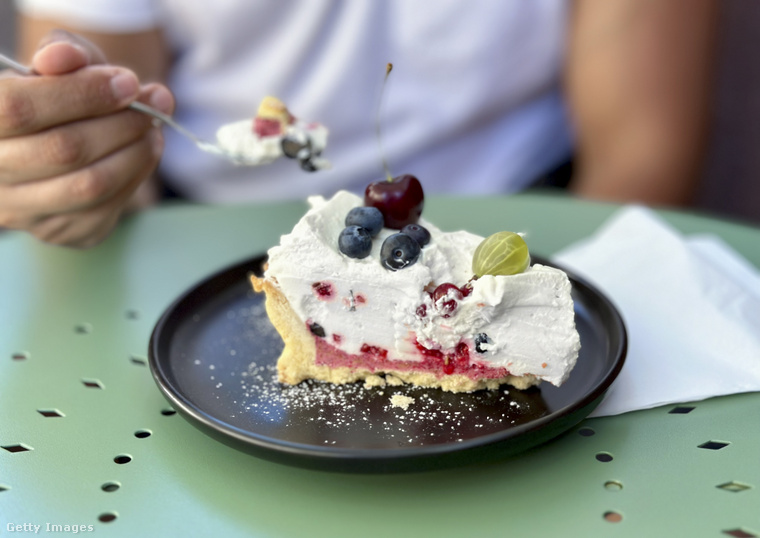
[0,52,256,165]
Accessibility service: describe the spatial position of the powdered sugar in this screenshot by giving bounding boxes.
[180,280,550,450]
[221,360,547,447]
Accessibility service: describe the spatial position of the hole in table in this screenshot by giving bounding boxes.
[604,481,623,491]
[37,409,64,418]
[125,309,140,320]
[11,352,28,361]
[74,323,93,334]
[699,440,730,450]
[134,430,152,439]
[161,409,176,416]
[578,427,595,437]
[113,455,131,465]
[717,482,752,493]
[129,356,147,366]
[98,513,117,523]
[596,452,613,463]
[101,482,120,493]
[669,406,695,414]
[603,511,623,523]
[723,529,757,538]
[82,379,104,389]
[2,444,32,453]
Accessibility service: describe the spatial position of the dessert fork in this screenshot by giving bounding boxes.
[0,52,254,165]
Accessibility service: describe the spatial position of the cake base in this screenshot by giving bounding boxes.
[250,274,539,393]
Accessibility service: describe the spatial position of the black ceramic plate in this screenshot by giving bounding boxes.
[149,254,626,473]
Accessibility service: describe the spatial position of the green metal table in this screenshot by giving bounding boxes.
[1,192,758,537]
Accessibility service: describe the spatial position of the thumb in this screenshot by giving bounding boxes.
[32,29,108,76]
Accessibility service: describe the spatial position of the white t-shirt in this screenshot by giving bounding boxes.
[16,0,574,202]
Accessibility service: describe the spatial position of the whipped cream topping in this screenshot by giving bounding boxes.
[215,120,329,168]
[264,191,580,386]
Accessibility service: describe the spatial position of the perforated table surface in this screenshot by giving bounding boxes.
[1,192,758,537]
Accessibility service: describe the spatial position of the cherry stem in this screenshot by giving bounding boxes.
[376,62,394,182]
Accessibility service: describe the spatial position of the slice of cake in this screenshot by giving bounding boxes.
[251,177,580,393]
[215,96,330,170]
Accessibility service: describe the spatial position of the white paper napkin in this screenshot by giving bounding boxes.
[553,206,760,417]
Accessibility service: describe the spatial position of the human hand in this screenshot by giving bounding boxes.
[0,31,174,248]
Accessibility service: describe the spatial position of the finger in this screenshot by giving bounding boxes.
[27,201,121,248]
[0,66,140,137]
[0,126,162,229]
[0,83,172,185]
[34,151,159,249]
[28,194,125,249]
[0,107,155,185]
[32,30,108,75]
[25,132,162,248]
[141,82,175,116]
[31,41,90,76]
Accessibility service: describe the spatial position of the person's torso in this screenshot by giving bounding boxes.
[156,0,573,201]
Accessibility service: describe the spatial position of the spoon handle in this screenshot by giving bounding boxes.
[128,100,207,145]
[0,53,33,75]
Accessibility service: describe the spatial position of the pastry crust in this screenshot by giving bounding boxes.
[250,274,539,393]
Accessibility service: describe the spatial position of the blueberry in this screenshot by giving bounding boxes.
[380,233,421,271]
[300,157,318,172]
[309,322,326,337]
[339,226,372,259]
[281,132,312,159]
[345,206,384,237]
[400,223,431,247]
[474,333,492,353]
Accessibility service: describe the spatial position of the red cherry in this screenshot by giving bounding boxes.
[364,174,424,229]
[431,283,464,318]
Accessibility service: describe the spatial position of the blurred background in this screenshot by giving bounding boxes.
[1,4,13,50]
[697,0,760,226]
[1,3,15,63]
[0,1,757,225]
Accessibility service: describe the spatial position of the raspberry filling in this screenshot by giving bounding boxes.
[311,281,335,300]
[312,332,510,381]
